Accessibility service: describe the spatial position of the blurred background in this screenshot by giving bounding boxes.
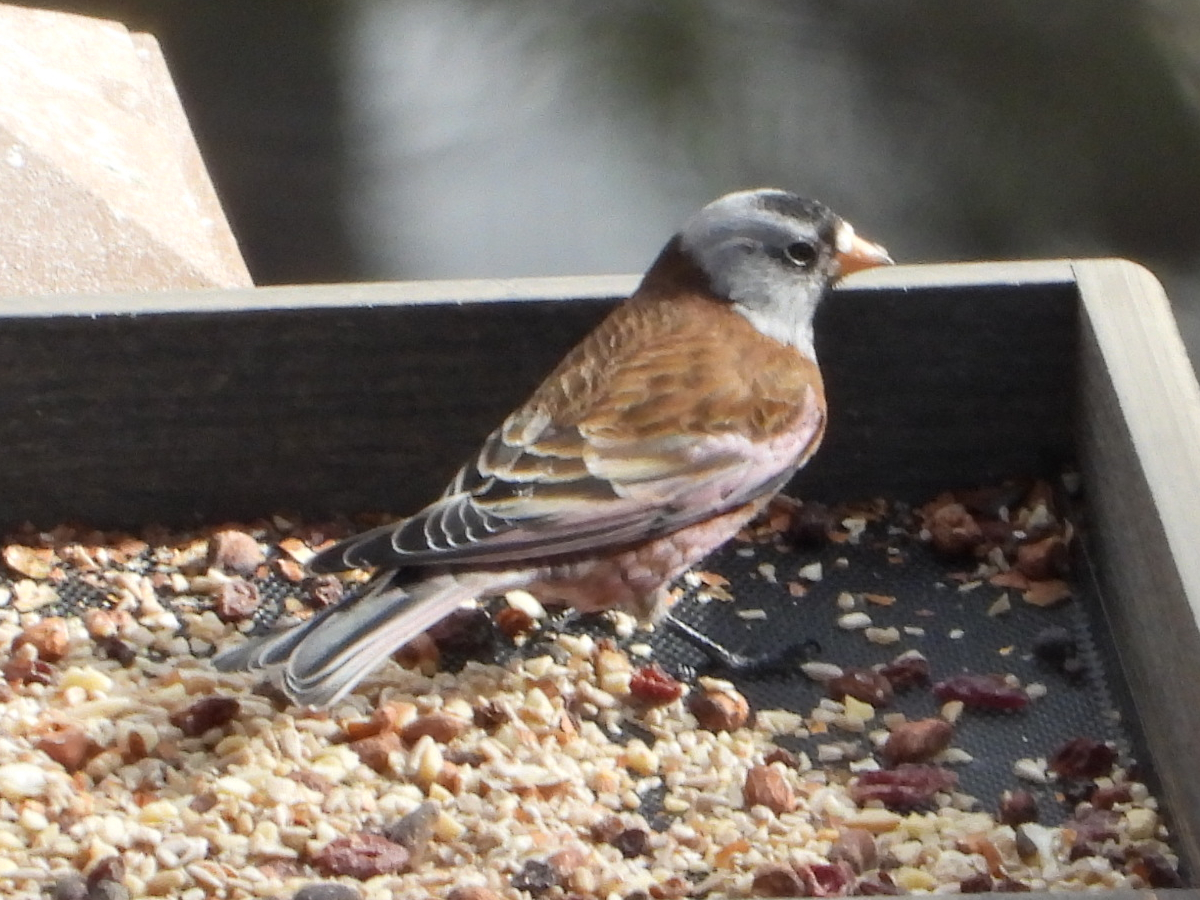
[15,0,1200,359]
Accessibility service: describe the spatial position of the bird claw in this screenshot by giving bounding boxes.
[663,614,818,677]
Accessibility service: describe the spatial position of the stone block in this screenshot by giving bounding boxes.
[0,4,252,296]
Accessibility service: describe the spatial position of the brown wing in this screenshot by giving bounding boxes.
[312,290,825,572]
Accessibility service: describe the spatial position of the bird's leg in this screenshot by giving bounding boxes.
[663,613,819,677]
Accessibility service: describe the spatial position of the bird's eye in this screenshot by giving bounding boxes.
[784,241,818,268]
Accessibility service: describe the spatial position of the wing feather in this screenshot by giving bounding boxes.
[311,294,825,574]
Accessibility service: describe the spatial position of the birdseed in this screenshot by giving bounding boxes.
[0,482,1185,898]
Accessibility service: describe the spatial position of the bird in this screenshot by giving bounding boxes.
[213,189,892,708]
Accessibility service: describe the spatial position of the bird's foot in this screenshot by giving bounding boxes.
[663,614,819,677]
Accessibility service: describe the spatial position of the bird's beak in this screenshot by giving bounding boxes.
[834,221,893,276]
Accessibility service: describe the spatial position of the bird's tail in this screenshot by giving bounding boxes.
[212,571,502,708]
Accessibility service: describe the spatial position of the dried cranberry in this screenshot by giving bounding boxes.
[932,674,1029,710]
[1048,738,1116,779]
[849,765,957,810]
[629,663,684,706]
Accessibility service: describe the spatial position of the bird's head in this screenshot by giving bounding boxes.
[672,188,893,357]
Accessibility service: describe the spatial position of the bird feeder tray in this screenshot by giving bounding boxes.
[2,259,1198,893]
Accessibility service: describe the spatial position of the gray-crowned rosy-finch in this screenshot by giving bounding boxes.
[214,189,892,707]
